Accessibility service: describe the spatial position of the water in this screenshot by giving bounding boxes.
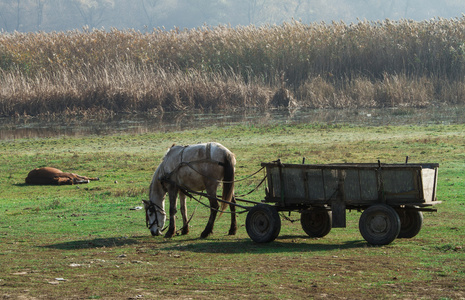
[1,106,464,140]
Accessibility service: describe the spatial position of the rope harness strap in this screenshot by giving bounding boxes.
[152,143,269,230]
[159,173,265,216]
[145,201,167,231]
[159,143,226,186]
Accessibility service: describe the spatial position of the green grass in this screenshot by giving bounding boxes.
[0,123,464,299]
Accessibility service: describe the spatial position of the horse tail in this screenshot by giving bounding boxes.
[221,151,235,212]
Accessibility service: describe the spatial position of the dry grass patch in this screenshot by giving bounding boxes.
[3,19,465,115]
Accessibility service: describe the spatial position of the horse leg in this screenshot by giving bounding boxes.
[228,196,237,235]
[179,192,189,235]
[164,188,178,238]
[200,187,219,238]
[56,177,72,185]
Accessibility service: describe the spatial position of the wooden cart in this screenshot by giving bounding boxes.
[245,160,440,245]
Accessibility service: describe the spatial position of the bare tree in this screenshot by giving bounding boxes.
[35,0,45,30]
[247,0,266,24]
[0,1,12,31]
[141,0,160,30]
[0,0,24,31]
[74,0,115,29]
[15,0,21,30]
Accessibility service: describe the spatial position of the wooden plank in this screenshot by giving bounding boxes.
[262,162,439,207]
[332,170,346,228]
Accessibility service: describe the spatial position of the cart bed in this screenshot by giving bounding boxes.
[262,162,439,208]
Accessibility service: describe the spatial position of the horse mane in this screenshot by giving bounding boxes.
[163,144,186,159]
[150,156,167,196]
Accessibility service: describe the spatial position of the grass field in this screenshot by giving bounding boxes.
[1,123,464,299]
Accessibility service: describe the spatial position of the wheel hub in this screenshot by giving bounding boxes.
[371,215,388,233]
[254,213,269,232]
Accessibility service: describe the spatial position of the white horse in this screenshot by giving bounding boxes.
[143,142,237,238]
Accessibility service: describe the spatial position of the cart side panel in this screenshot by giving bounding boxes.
[306,169,338,202]
[266,167,307,204]
[263,162,439,207]
[342,169,361,202]
[280,168,306,202]
[382,168,419,203]
[421,168,437,203]
[306,169,325,200]
[266,166,339,205]
[360,170,379,201]
[343,169,379,204]
[323,169,339,201]
[266,167,281,202]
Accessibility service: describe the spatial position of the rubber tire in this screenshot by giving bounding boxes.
[301,208,332,238]
[359,204,401,245]
[396,208,423,238]
[246,204,281,243]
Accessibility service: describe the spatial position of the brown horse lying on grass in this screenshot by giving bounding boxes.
[25,167,99,185]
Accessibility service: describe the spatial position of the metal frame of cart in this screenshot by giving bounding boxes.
[245,160,440,245]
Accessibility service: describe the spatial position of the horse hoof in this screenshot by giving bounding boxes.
[181,228,189,235]
[164,231,175,238]
[228,229,237,235]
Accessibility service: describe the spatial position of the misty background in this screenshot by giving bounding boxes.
[1,0,465,32]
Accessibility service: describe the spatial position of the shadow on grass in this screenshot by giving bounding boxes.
[157,235,367,254]
[41,234,368,253]
[42,237,140,250]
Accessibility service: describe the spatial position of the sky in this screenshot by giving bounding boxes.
[1,0,465,32]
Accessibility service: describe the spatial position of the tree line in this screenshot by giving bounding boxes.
[1,0,465,33]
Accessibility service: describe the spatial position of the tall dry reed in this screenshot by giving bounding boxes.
[1,18,465,116]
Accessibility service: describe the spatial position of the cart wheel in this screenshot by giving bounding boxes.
[246,204,281,243]
[359,204,401,245]
[396,208,423,238]
[301,208,332,238]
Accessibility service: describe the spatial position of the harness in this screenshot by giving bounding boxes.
[146,143,224,232]
[159,143,226,187]
[145,201,166,230]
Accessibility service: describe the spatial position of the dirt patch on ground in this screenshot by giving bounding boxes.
[1,236,465,299]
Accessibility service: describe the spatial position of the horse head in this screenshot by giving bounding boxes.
[143,199,166,236]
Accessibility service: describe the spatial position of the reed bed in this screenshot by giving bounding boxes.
[2,18,465,116]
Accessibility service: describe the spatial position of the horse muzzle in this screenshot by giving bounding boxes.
[151,229,162,236]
